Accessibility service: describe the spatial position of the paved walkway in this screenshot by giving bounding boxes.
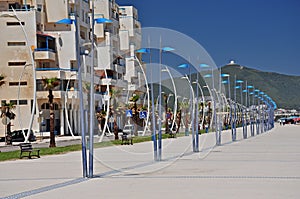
[0,124,300,199]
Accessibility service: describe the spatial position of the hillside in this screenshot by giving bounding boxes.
[221,64,300,110]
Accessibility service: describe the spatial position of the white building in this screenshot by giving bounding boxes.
[0,0,144,138]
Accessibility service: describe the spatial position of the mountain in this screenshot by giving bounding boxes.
[221,64,300,110]
[151,64,300,110]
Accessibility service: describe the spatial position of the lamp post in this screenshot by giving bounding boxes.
[254,89,260,135]
[65,73,77,137]
[259,91,265,133]
[221,74,232,137]
[158,44,174,161]
[247,85,255,137]
[55,1,113,177]
[181,75,196,151]
[203,85,214,132]
[137,46,157,161]
[236,79,244,139]
[161,67,177,131]
[242,84,248,139]
[203,73,220,145]
[192,79,205,152]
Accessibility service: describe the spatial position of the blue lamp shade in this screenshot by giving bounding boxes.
[254,89,260,92]
[235,86,241,89]
[136,48,150,53]
[177,63,189,68]
[203,74,212,78]
[222,80,228,84]
[95,18,112,23]
[199,63,210,68]
[259,91,265,95]
[247,85,254,89]
[56,18,74,24]
[249,92,254,95]
[242,89,248,93]
[221,73,229,77]
[236,80,243,83]
[162,47,175,52]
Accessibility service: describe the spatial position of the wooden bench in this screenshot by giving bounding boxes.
[168,131,176,138]
[121,133,133,145]
[19,143,40,159]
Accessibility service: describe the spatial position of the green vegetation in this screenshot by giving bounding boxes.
[0,133,187,162]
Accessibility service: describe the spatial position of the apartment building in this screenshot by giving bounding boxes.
[0,0,144,138]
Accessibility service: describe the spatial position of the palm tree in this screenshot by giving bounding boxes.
[41,77,60,147]
[1,102,16,145]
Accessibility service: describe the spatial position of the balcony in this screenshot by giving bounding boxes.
[101,77,117,86]
[34,49,56,61]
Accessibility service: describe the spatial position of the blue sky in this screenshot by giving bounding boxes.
[117,0,300,76]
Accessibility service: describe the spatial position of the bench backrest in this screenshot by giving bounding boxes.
[19,143,33,150]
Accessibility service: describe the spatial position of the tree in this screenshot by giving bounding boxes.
[41,77,60,147]
[1,102,16,145]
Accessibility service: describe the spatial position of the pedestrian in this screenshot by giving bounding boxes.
[113,121,119,140]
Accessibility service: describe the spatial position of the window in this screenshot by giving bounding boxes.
[9,82,27,86]
[41,103,59,110]
[7,22,25,26]
[1,100,6,105]
[37,4,42,12]
[8,61,26,66]
[70,60,78,70]
[8,42,26,46]
[9,100,27,105]
[37,62,50,68]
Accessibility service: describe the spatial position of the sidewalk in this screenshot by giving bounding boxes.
[0,124,300,198]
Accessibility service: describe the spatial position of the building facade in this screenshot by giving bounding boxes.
[0,0,144,138]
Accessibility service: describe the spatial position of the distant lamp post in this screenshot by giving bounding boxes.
[158,45,174,161]
[236,79,245,139]
[247,85,255,136]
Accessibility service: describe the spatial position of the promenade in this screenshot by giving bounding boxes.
[0,124,300,199]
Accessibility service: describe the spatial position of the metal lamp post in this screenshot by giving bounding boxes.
[236,79,244,139]
[181,75,196,151]
[158,44,174,161]
[192,80,205,152]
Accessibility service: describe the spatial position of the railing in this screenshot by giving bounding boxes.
[34,48,56,53]
[35,68,78,72]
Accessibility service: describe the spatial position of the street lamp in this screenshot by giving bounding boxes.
[161,67,177,131]
[247,85,255,136]
[236,79,245,139]
[254,89,260,135]
[181,75,196,151]
[65,73,77,137]
[56,1,112,177]
[178,63,197,151]
[158,44,174,161]
[221,74,232,133]
[192,80,205,151]
[178,63,192,138]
